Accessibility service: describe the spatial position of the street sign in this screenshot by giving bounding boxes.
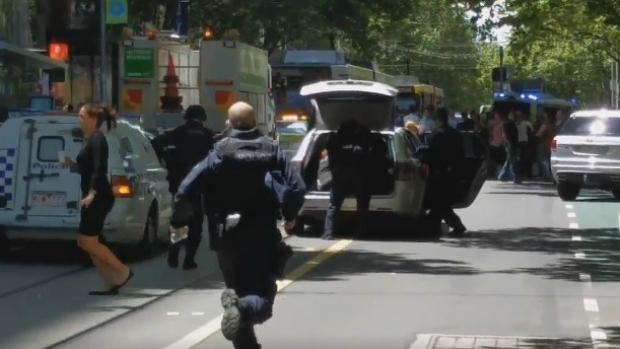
[123,48,155,79]
[106,0,128,24]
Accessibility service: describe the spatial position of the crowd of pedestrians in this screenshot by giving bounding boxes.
[476,108,568,183]
[398,104,570,184]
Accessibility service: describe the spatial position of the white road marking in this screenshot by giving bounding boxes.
[191,312,205,316]
[565,204,573,209]
[579,273,592,281]
[569,222,579,229]
[584,298,600,312]
[572,236,582,241]
[163,239,352,349]
[590,329,608,340]
[166,312,180,316]
[567,212,576,218]
[575,252,586,259]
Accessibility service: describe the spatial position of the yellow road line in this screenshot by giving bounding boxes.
[277,239,352,291]
[164,239,353,349]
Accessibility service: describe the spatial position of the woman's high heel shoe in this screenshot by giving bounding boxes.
[88,288,119,296]
[112,269,134,291]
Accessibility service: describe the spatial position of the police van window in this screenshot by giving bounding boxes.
[560,116,620,136]
[37,136,65,162]
[119,137,133,157]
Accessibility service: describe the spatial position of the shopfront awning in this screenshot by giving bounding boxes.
[0,41,68,70]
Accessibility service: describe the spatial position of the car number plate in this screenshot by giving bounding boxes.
[31,192,66,207]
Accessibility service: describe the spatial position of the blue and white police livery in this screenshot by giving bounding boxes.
[0,148,16,210]
[0,112,173,254]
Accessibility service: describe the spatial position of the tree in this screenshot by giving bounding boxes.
[500,0,612,104]
[361,0,494,109]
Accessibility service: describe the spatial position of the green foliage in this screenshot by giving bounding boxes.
[501,0,614,104]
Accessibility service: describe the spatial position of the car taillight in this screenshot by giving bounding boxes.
[394,162,415,181]
[111,175,133,198]
[551,138,557,152]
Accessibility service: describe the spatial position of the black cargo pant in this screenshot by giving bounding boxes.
[427,173,464,233]
[323,169,371,238]
[217,229,279,349]
[169,194,203,262]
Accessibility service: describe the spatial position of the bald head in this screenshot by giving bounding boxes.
[228,102,256,129]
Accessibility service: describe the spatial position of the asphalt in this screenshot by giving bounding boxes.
[2,181,620,349]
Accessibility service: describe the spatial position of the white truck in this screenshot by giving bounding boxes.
[199,40,273,134]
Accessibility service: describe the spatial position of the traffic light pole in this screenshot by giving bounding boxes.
[498,46,504,92]
[99,0,107,104]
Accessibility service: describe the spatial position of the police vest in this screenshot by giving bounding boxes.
[207,136,279,215]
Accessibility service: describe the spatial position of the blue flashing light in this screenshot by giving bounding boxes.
[493,92,506,98]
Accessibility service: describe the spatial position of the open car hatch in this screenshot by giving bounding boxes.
[300,80,397,131]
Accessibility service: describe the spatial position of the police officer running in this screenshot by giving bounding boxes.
[151,105,215,269]
[169,102,305,349]
[425,107,467,236]
[322,116,374,240]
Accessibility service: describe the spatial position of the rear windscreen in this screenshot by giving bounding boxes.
[559,117,620,136]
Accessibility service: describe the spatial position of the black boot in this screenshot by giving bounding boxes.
[221,289,242,341]
[167,245,179,268]
[276,242,294,279]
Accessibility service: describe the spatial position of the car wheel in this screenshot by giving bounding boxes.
[612,188,620,200]
[557,182,580,201]
[137,205,159,259]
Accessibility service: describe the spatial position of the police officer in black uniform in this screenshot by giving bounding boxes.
[152,105,215,269]
[425,107,467,236]
[170,102,305,349]
[322,116,374,240]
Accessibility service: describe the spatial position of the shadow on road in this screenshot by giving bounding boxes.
[447,227,620,283]
[290,226,620,283]
[2,241,90,265]
[485,190,559,197]
[516,337,596,348]
[599,326,620,345]
[2,240,165,266]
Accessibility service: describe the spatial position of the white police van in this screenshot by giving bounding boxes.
[0,112,173,256]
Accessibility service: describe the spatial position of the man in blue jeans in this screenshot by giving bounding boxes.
[498,112,519,182]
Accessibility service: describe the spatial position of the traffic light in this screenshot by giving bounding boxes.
[491,67,507,82]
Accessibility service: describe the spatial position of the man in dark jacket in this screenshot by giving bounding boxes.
[322,117,374,240]
[152,105,215,269]
[425,107,467,236]
[169,101,305,349]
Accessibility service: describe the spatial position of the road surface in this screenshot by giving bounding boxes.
[2,181,620,348]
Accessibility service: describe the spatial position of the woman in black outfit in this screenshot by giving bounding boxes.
[60,104,133,295]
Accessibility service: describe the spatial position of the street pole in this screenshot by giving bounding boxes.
[614,56,620,109]
[611,60,615,108]
[99,0,107,104]
[498,46,504,92]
